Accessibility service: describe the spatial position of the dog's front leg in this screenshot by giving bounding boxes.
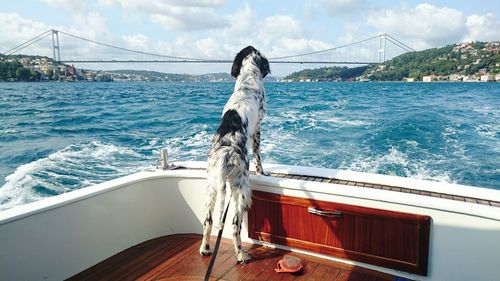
[252,130,269,176]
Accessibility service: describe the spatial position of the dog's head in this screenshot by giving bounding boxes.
[231,46,270,79]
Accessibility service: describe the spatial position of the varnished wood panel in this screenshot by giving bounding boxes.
[248,191,430,276]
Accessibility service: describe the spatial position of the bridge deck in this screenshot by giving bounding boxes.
[68,234,405,281]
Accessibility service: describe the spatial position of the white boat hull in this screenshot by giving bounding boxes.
[1,161,499,281]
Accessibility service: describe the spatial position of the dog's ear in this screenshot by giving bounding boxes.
[258,55,270,78]
[231,46,257,78]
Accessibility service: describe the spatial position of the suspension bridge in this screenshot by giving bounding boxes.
[2,29,414,65]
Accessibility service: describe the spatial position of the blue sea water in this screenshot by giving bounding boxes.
[0,81,498,210]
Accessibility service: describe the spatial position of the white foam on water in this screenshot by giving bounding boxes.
[411,164,454,183]
[166,127,212,162]
[0,129,19,135]
[347,148,406,173]
[261,143,277,154]
[0,141,147,211]
[261,127,312,165]
[280,110,304,121]
[473,105,499,116]
[346,147,455,184]
[323,117,370,126]
[277,110,370,129]
[406,140,419,148]
[142,137,160,150]
[475,124,499,138]
[442,125,471,161]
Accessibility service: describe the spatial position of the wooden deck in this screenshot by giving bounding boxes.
[69,234,408,281]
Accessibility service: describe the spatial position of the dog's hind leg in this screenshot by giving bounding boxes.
[230,172,252,263]
[200,165,226,256]
[200,180,216,255]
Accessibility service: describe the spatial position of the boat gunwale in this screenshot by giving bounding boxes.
[1,161,500,225]
[173,161,500,201]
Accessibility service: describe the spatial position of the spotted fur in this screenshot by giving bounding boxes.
[200,46,270,263]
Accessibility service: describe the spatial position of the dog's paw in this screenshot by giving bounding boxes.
[199,244,212,256]
[256,170,270,176]
[236,251,252,264]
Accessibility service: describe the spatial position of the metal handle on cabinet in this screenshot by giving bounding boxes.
[308,207,342,217]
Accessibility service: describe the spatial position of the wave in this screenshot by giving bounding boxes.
[0,129,19,135]
[166,126,212,162]
[2,82,498,211]
[272,111,370,132]
[0,141,150,211]
[345,147,455,184]
[323,117,371,126]
[475,124,499,138]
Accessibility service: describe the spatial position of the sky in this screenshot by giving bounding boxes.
[1,0,499,76]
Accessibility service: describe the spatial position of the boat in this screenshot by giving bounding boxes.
[1,149,499,281]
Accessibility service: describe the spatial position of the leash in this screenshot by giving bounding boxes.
[204,200,231,281]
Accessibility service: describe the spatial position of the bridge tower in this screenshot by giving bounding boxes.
[51,29,61,62]
[378,34,387,63]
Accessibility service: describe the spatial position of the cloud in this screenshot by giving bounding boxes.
[143,3,333,62]
[0,13,52,55]
[2,1,348,73]
[40,0,86,12]
[70,12,111,40]
[464,13,500,42]
[98,0,225,11]
[305,0,370,18]
[16,2,500,76]
[366,3,500,51]
[0,11,118,61]
[163,0,225,7]
[99,0,229,31]
[187,8,333,61]
[259,15,303,43]
[367,3,466,49]
[150,9,228,31]
[122,34,150,50]
[115,4,334,74]
[257,15,334,59]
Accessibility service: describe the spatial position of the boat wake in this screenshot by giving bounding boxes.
[0,141,150,211]
[345,147,455,184]
[1,82,498,211]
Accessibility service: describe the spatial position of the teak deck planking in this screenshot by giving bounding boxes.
[69,234,408,281]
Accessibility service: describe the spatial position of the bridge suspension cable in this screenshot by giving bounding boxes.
[2,29,414,64]
[3,30,52,55]
[384,34,414,52]
[57,30,211,62]
[269,34,385,60]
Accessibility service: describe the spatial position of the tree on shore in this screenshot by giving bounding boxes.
[0,61,41,81]
[16,67,31,80]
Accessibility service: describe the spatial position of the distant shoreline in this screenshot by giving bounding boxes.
[1,80,498,84]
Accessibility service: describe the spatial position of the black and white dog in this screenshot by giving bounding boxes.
[199,46,270,263]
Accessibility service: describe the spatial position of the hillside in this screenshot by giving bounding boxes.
[367,41,500,81]
[0,54,280,82]
[0,55,237,82]
[283,41,500,82]
[0,55,46,81]
[284,65,370,82]
[107,70,234,82]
